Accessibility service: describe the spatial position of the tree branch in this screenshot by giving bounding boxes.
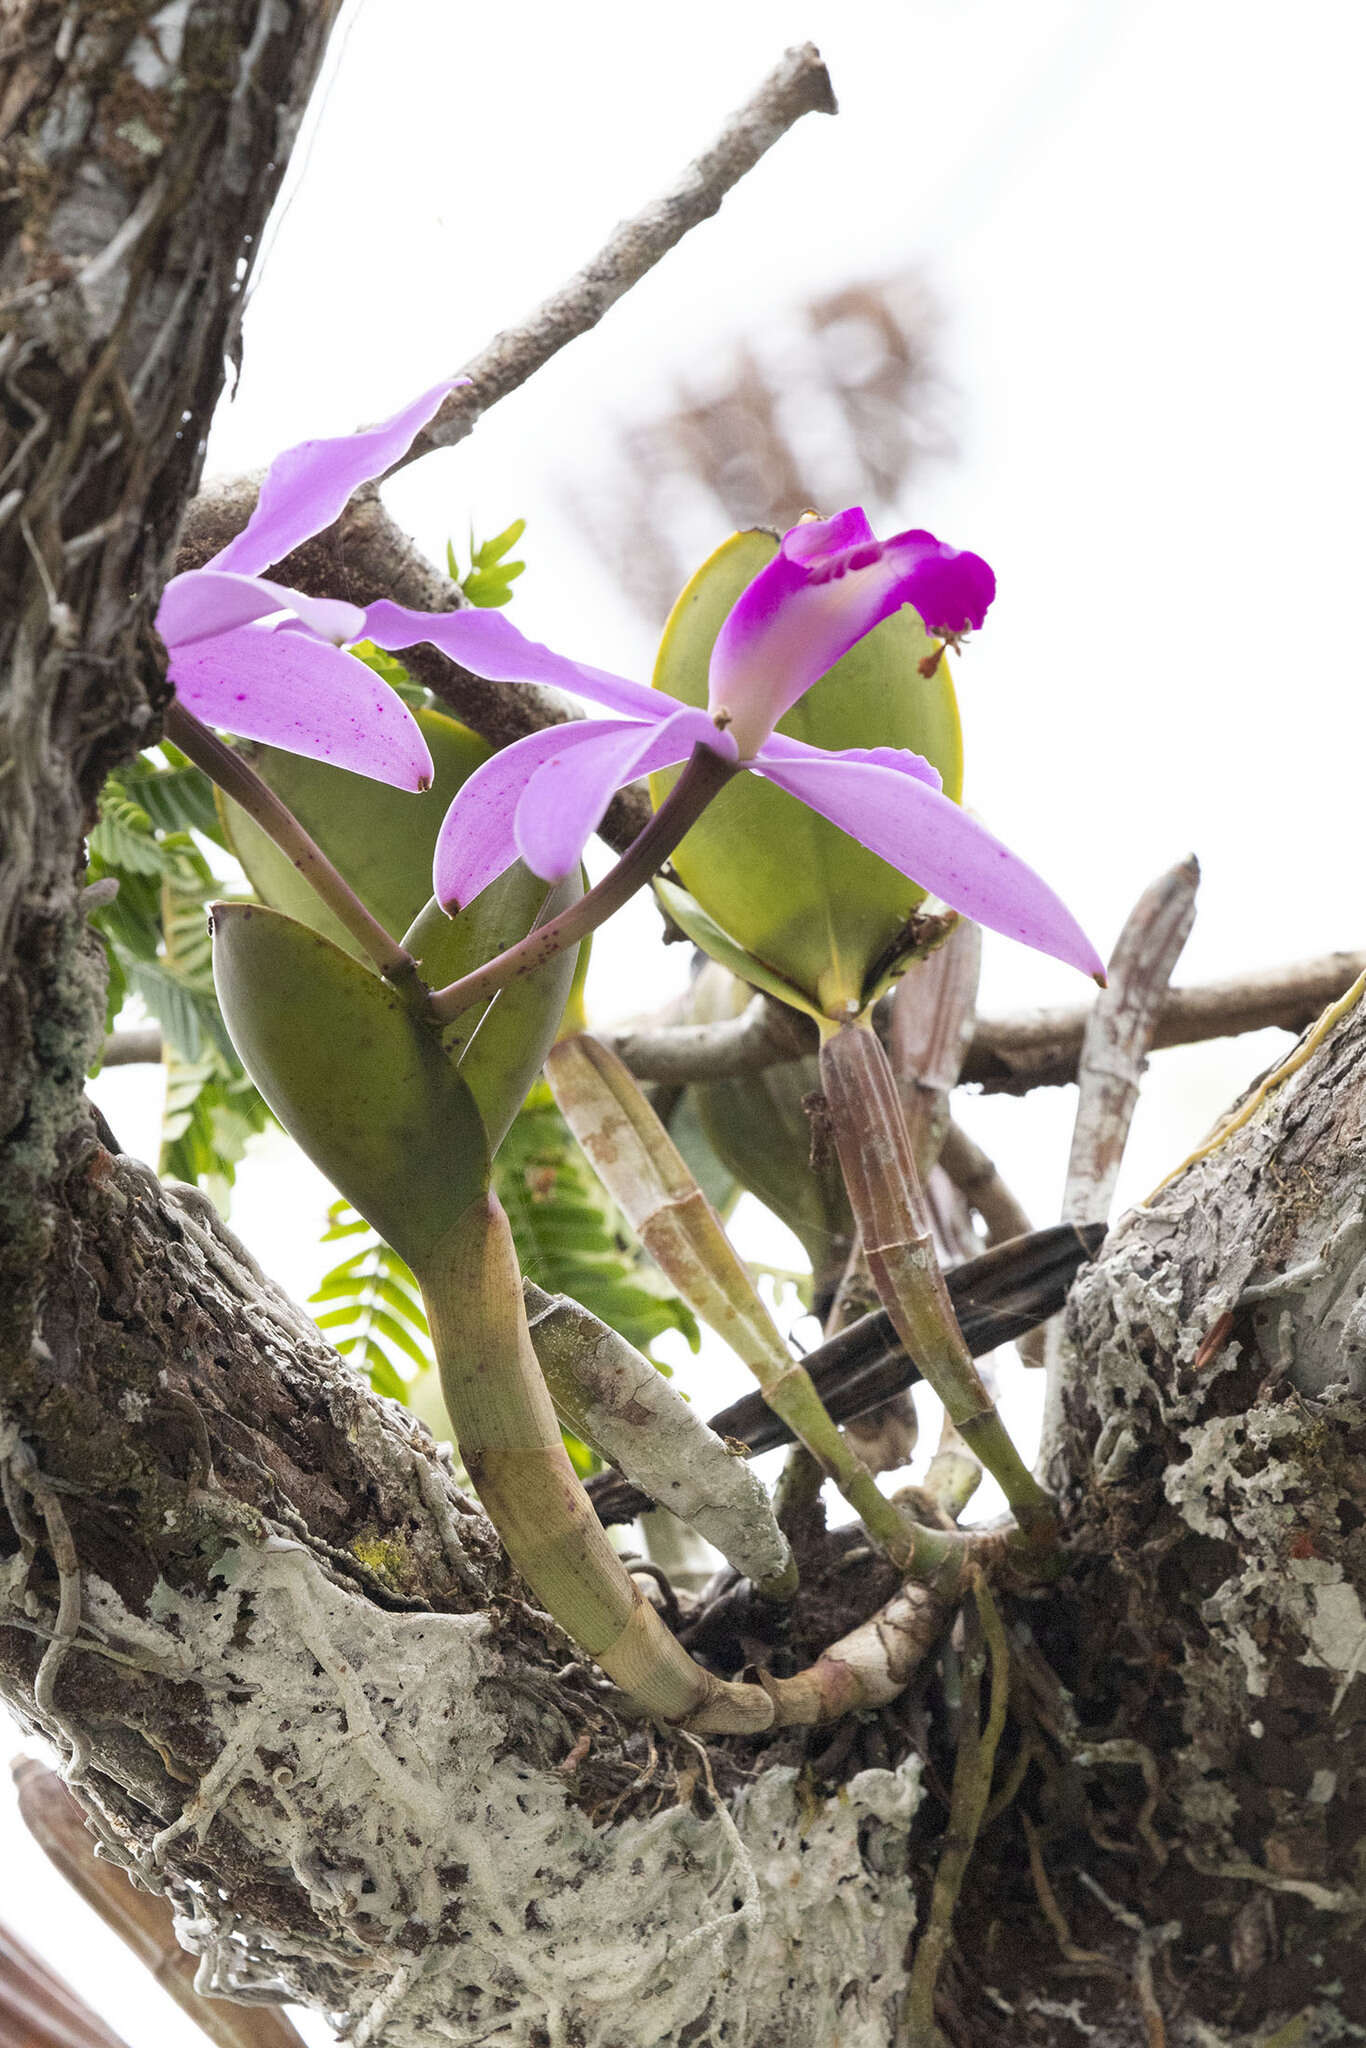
[172,45,836,853]
[963,948,1366,1093]
[390,44,838,473]
[583,951,1366,1089]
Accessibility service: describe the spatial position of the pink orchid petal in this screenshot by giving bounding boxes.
[433,720,644,911]
[157,570,365,650]
[708,512,995,755]
[363,600,666,720]
[753,750,1104,979]
[514,707,729,883]
[780,508,876,563]
[169,624,435,791]
[757,729,944,793]
[211,378,463,578]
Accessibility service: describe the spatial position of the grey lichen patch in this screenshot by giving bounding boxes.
[1052,998,1366,1918]
[39,1537,927,2048]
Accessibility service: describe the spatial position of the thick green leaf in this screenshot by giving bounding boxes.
[653,877,826,1024]
[220,705,492,957]
[212,903,488,1269]
[651,527,964,1016]
[403,874,583,1154]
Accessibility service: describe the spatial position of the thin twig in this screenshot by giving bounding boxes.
[101,948,1366,1075]
[938,1121,1032,1247]
[1061,856,1200,1226]
[1040,859,1199,1469]
[389,46,837,472]
[98,1025,163,1067]
[601,993,810,1083]
[170,48,833,848]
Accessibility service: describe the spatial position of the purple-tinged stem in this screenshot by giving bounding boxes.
[163,700,421,993]
[428,744,738,1024]
[819,1017,1056,1547]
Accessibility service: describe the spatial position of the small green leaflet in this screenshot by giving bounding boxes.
[311,1201,433,1403]
[448,518,527,609]
[87,749,271,1195]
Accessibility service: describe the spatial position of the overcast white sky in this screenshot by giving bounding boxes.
[9,2,1366,2034]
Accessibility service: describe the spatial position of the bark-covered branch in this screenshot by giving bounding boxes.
[591,950,1366,1088]
[964,947,1366,1093]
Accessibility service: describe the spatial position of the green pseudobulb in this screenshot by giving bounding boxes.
[650,529,963,1018]
[221,705,488,953]
[212,904,488,1271]
[403,879,581,1155]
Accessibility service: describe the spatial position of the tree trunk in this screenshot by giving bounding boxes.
[3,12,1363,2047]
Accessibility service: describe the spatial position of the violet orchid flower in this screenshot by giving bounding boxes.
[361,509,1104,980]
[155,381,464,791]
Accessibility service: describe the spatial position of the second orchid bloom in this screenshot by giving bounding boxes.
[163,379,1102,999]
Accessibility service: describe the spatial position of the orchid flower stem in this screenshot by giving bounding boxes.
[163,701,421,993]
[819,1018,1057,1549]
[427,743,738,1025]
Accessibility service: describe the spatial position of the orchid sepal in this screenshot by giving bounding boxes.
[157,379,464,792]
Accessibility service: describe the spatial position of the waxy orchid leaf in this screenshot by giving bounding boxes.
[651,528,964,1016]
[219,694,583,1155]
[221,705,493,958]
[211,904,488,1269]
[653,875,827,1025]
[403,872,584,1154]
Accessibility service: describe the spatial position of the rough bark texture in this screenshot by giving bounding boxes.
[4,10,1366,2047]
